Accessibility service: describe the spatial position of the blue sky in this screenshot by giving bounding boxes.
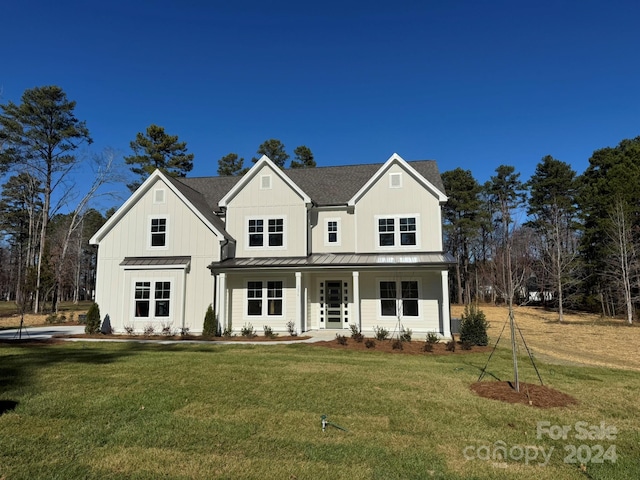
[2,0,640,210]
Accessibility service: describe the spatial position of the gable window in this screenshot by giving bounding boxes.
[324,218,341,246]
[246,216,286,249]
[247,280,283,316]
[376,215,418,248]
[379,280,419,317]
[150,218,167,247]
[389,172,402,188]
[135,281,171,318]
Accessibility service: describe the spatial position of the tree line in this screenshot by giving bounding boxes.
[0,85,314,313]
[442,139,640,324]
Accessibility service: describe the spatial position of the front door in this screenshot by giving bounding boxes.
[320,280,351,329]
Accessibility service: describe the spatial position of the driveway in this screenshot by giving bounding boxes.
[0,325,85,341]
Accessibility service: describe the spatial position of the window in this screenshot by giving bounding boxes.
[379,280,419,317]
[247,281,263,315]
[389,172,402,188]
[153,188,165,204]
[135,281,171,318]
[260,175,272,189]
[248,220,264,247]
[376,215,418,247]
[247,280,283,316]
[135,282,150,317]
[247,217,285,249]
[150,218,167,247]
[324,218,341,245]
[268,219,284,246]
[399,217,416,245]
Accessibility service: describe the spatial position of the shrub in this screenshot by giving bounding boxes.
[263,325,278,338]
[124,324,135,335]
[222,326,233,337]
[373,325,389,341]
[349,324,364,342]
[365,339,376,348]
[180,327,191,337]
[461,340,473,350]
[459,304,489,346]
[101,314,113,335]
[392,339,403,350]
[422,342,434,352]
[400,327,412,342]
[202,304,217,337]
[143,324,155,336]
[241,323,256,338]
[426,332,439,345]
[335,333,348,345]
[286,320,297,337]
[84,303,101,334]
[160,322,173,336]
[446,339,456,352]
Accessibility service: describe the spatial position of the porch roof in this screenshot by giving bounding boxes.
[208,252,454,271]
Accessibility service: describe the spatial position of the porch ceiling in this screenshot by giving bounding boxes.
[209,252,454,271]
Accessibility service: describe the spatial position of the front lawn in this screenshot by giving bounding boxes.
[0,342,638,479]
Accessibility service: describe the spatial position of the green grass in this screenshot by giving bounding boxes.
[0,342,638,479]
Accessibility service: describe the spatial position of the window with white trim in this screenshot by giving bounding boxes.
[134,281,171,318]
[150,217,167,248]
[379,280,419,317]
[324,218,341,246]
[376,215,418,247]
[247,217,285,249]
[247,280,283,316]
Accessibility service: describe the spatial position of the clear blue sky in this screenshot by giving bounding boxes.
[2,0,640,210]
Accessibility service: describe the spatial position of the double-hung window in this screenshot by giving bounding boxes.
[135,281,171,318]
[324,218,341,246]
[377,215,418,247]
[247,217,285,249]
[150,217,167,247]
[379,280,419,317]
[247,281,283,316]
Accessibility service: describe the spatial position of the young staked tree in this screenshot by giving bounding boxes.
[0,86,92,313]
[125,124,194,191]
[526,156,579,322]
[485,164,527,391]
[441,168,483,304]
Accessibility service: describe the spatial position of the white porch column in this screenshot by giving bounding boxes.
[352,271,361,331]
[218,272,227,331]
[295,272,302,334]
[441,269,451,339]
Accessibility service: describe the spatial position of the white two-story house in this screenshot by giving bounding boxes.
[90,153,454,337]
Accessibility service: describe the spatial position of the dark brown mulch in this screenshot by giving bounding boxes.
[65,334,310,342]
[312,338,492,355]
[470,381,578,408]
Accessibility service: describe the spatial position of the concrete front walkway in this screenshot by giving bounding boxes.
[0,325,340,344]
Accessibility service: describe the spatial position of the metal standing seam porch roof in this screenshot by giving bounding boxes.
[208,252,455,271]
[120,256,191,268]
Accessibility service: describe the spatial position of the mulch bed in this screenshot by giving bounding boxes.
[470,381,578,408]
[312,338,492,355]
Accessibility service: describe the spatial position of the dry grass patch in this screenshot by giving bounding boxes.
[452,304,640,372]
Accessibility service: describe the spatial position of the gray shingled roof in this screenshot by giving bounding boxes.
[178,160,445,211]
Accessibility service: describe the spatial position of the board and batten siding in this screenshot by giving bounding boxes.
[354,163,443,254]
[93,177,219,333]
[310,209,355,254]
[224,164,308,258]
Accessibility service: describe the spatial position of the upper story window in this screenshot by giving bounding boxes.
[324,218,341,246]
[389,172,402,188]
[150,217,167,248]
[247,216,286,249]
[376,215,418,248]
[153,188,166,204]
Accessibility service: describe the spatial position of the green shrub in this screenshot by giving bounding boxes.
[263,325,278,338]
[202,304,217,337]
[422,342,434,352]
[365,339,376,348]
[84,303,101,334]
[459,304,489,346]
[373,325,389,341]
[392,339,403,350]
[286,320,297,337]
[400,327,412,342]
[240,323,256,338]
[446,339,456,352]
[426,332,439,345]
[349,324,364,342]
[335,333,348,345]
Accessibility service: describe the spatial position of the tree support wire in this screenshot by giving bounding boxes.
[477,312,543,387]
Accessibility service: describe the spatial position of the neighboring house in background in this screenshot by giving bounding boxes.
[90,153,454,337]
